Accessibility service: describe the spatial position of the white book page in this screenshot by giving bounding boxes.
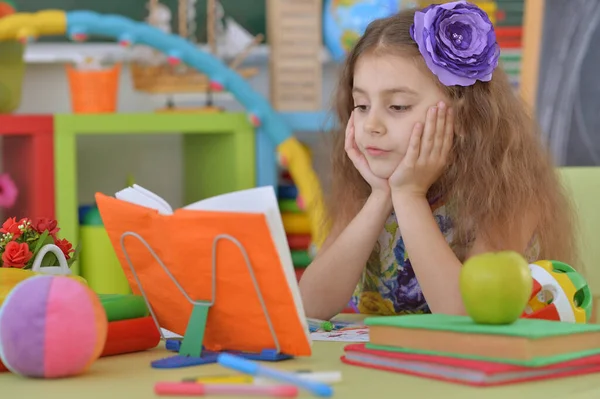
[263,204,311,345]
[183,186,274,213]
[132,184,173,214]
[115,185,173,215]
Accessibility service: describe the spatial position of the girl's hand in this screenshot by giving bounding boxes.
[344,111,390,194]
[389,102,454,197]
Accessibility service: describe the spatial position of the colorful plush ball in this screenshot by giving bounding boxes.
[0,275,108,378]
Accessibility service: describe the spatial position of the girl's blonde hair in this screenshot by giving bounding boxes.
[326,8,577,265]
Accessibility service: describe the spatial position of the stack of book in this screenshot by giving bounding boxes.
[277,155,314,281]
[342,313,600,386]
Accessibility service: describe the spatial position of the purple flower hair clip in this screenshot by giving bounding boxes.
[410,1,500,87]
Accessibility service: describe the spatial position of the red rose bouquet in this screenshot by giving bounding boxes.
[0,217,79,269]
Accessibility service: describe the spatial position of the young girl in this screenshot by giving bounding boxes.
[299,1,576,320]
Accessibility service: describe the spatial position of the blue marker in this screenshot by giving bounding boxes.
[217,353,333,397]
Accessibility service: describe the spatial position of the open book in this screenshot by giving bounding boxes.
[95,185,312,357]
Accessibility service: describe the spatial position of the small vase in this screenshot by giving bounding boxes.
[31,244,71,276]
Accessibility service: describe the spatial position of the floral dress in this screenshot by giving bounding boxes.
[349,197,540,315]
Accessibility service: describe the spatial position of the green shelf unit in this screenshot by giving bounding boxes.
[54,112,256,275]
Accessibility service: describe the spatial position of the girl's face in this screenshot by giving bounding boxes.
[352,52,450,179]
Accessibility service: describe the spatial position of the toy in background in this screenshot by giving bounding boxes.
[323,0,401,63]
[0,276,160,378]
[0,262,160,374]
[131,0,263,113]
[277,152,315,281]
[146,1,172,34]
[0,275,107,378]
[523,260,593,324]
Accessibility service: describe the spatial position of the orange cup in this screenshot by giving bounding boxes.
[66,63,121,113]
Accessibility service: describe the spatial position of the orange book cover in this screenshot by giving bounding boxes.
[95,185,311,357]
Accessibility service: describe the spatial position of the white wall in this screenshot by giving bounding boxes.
[14,58,341,209]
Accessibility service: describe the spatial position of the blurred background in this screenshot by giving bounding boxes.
[4,0,580,209]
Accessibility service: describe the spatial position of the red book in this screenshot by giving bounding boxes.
[341,343,600,386]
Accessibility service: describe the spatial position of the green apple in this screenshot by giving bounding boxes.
[460,251,533,325]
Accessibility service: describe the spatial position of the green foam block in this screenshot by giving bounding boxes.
[98,294,150,322]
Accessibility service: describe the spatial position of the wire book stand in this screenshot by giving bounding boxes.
[119,231,292,369]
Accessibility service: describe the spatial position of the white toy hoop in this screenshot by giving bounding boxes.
[528,263,575,322]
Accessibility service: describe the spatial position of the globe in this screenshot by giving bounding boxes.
[323,0,407,62]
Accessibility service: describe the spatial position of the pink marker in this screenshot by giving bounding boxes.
[154,382,299,397]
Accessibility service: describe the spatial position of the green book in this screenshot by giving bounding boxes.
[365,313,600,367]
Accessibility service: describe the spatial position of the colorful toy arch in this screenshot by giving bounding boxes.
[0,10,327,248]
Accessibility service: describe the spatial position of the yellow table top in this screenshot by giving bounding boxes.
[3,339,600,399]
